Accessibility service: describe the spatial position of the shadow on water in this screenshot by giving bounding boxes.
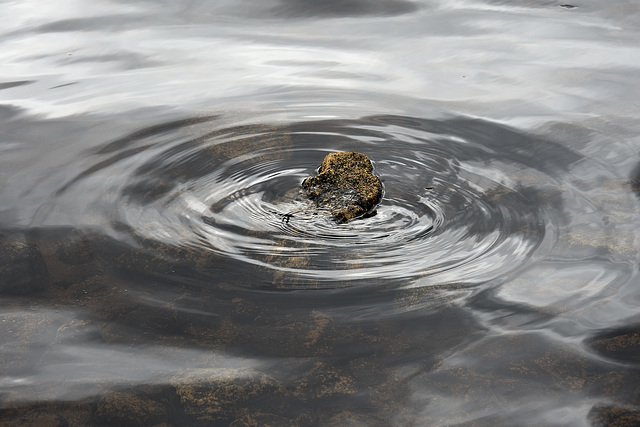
[1,112,639,425]
[0,225,483,426]
[0,81,34,91]
[271,0,420,18]
[629,159,640,200]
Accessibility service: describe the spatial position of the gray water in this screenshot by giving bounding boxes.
[1,1,640,425]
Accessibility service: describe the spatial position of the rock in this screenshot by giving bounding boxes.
[0,409,68,427]
[586,325,640,365]
[293,362,356,400]
[171,368,286,422]
[230,308,337,358]
[589,405,640,427]
[0,402,93,427]
[95,391,169,427]
[55,229,94,265]
[301,152,382,223]
[0,233,48,295]
[230,412,298,427]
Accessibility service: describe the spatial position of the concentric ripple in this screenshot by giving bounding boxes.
[80,114,572,289]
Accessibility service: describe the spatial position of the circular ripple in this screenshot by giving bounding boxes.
[100,114,568,290]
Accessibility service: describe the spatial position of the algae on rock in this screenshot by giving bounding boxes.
[301,152,383,223]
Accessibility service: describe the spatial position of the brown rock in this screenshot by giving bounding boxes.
[95,391,168,426]
[587,326,640,365]
[293,362,356,400]
[589,405,640,427]
[230,412,297,427]
[172,368,286,422]
[0,409,68,427]
[301,152,382,223]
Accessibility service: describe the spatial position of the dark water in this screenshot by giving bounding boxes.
[2,1,640,425]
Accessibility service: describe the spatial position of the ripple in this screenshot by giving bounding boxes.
[68,113,571,291]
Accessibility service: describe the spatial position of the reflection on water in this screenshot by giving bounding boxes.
[81,115,564,288]
[271,0,420,18]
[2,0,640,425]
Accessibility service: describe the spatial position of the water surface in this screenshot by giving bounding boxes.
[1,0,640,425]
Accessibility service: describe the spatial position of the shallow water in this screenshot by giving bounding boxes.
[1,0,640,425]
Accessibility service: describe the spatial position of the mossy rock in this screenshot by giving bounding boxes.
[95,391,169,427]
[171,368,286,422]
[230,412,298,427]
[0,409,69,427]
[293,362,357,400]
[586,325,640,365]
[301,152,382,223]
[589,405,640,427]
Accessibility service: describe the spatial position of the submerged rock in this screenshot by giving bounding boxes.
[171,368,286,422]
[95,391,169,427]
[55,229,94,265]
[589,405,640,427]
[301,152,382,223]
[0,233,48,295]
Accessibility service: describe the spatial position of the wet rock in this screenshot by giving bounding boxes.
[0,408,69,427]
[301,152,382,223]
[55,229,94,265]
[0,402,92,427]
[171,368,286,422]
[532,348,588,392]
[589,404,640,427]
[182,316,241,347]
[230,308,368,358]
[0,234,48,295]
[95,391,170,427]
[586,325,640,365]
[293,362,356,400]
[230,412,298,427]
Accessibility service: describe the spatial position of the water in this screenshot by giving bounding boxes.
[1,0,640,425]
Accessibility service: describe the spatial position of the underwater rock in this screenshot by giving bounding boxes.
[301,152,382,223]
[0,401,93,427]
[171,368,286,422]
[95,391,169,427]
[0,409,69,427]
[589,405,640,427]
[55,229,94,265]
[586,325,640,365]
[0,233,48,295]
[293,362,356,400]
[229,412,298,427]
[0,311,61,376]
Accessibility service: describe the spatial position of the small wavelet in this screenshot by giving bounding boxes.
[54,113,573,295]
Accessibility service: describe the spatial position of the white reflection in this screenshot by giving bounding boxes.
[497,261,622,308]
[0,307,271,403]
[0,0,638,121]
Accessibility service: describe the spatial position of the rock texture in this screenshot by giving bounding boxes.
[0,233,48,295]
[301,152,382,223]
